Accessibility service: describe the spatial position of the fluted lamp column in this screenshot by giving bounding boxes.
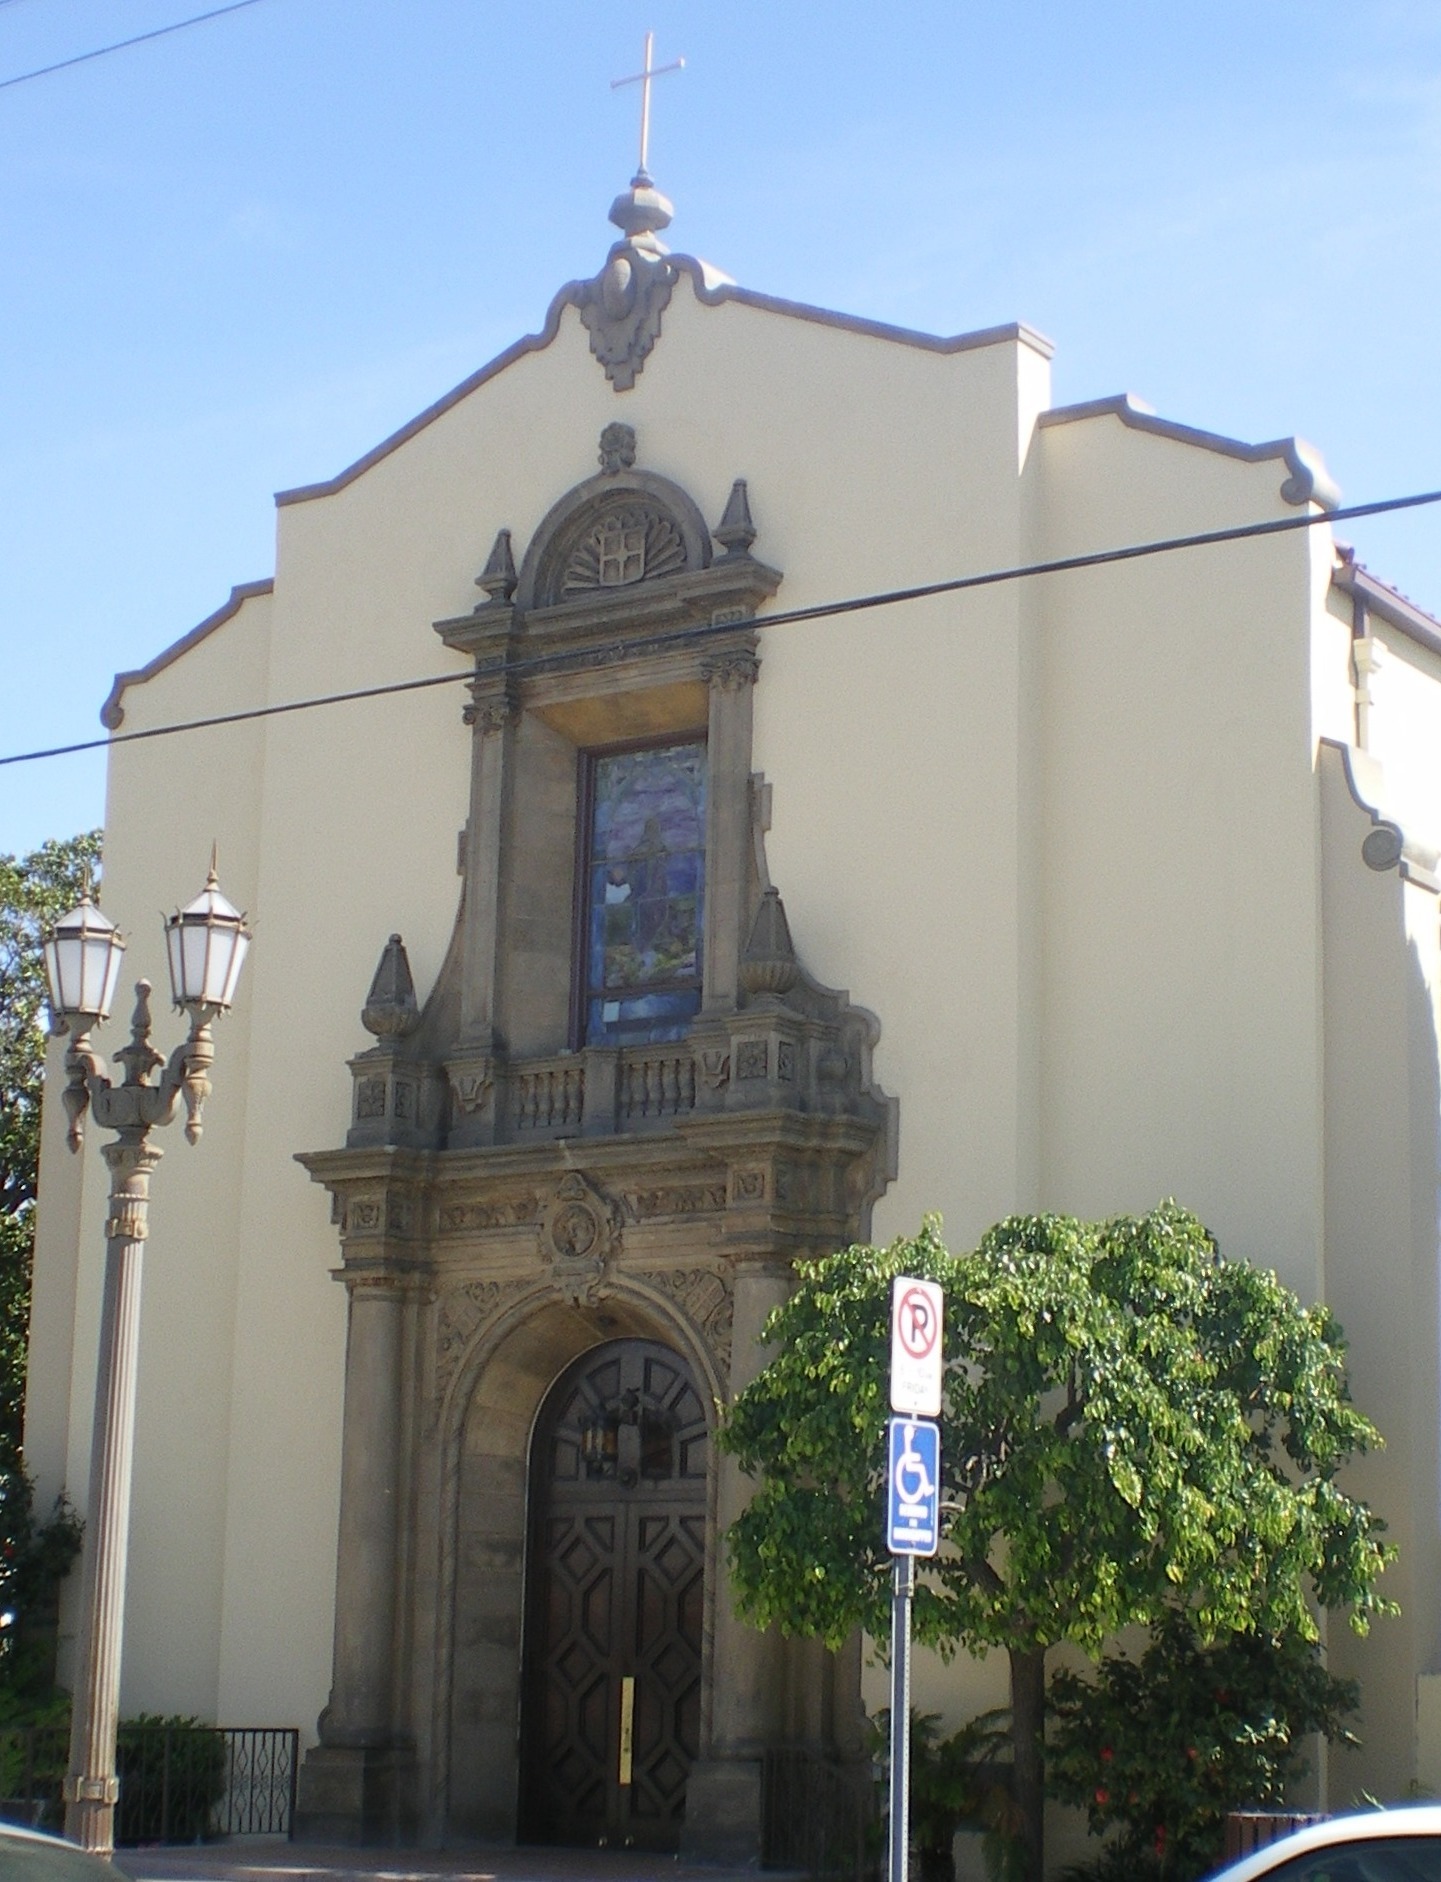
[50,863,250,1859]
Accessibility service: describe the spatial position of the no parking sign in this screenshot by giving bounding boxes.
[890,1276,943,1416]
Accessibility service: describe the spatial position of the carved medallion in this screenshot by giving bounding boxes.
[539,1171,622,1303]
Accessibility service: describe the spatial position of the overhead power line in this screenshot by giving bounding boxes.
[2,483,1439,772]
[0,0,266,93]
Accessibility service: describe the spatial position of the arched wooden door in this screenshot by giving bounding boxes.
[520,1338,708,1850]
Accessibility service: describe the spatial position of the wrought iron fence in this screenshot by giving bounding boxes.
[762,1748,877,1881]
[0,1724,298,1843]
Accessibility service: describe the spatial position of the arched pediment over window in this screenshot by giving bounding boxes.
[516,461,712,613]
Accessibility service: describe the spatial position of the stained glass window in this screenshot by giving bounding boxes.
[583,740,706,1046]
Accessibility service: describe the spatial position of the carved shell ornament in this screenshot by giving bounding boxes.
[562,502,687,595]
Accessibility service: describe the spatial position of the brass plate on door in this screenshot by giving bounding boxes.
[618,1676,635,1786]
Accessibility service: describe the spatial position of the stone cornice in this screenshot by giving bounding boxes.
[435,567,780,676]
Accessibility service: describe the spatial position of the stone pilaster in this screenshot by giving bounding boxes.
[700,645,759,1014]
[680,1256,790,1866]
[458,690,519,1047]
[295,1272,409,1843]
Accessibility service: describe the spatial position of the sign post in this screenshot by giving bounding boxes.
[889,1552,914,1882]
[887,1277,943,1882]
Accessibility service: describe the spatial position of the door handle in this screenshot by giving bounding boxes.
[618,1676,635,1786]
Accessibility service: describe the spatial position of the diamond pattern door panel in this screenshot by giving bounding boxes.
[522,1340,708,1851]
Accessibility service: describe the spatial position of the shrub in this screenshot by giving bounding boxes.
[0,1688,68,1828]
[0,1703,229,1843]
[1047,1612,1358,1881]
[874,1707,1022,1882]
[115,1715,228,1845]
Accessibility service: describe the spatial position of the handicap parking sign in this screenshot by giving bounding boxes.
[887,1416,941,1556]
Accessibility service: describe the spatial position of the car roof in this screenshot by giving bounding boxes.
[0,1821,133,1878]
[1214,1808,1441,1881]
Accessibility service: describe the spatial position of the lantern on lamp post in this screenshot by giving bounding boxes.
[48,860,251,1859]
[41,893,125,1037]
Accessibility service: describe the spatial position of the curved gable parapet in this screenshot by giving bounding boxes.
[274,290,581,509]
[674,258,1055,362]
[1038,393,1341,511]
[1319,735,1441,893]
[273,260,1057,511]
[100,578,274,730]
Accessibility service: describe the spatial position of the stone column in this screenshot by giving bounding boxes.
[681,1257,792,1865]
[63,1133,163,1858]
[700,647,759,1014]
[294,1272,407,1843]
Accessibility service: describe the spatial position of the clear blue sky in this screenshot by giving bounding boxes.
[2,0,1438,854]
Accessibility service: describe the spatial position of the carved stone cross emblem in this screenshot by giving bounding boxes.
[600,516,647,586]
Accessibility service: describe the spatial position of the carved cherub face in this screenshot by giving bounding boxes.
[598,421,638,475]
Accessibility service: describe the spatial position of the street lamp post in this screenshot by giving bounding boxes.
[44,864,250,1859]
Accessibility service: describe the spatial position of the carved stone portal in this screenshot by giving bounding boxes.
[296,435,893,1858]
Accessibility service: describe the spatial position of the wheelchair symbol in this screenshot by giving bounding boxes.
[887,1415,940,1556]
[894,1427,936,1507]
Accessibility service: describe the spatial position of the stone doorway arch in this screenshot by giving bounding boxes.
[441,1293,719,1846]
[519,1337,707,1850]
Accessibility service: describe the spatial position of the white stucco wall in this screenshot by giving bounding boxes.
[27,266,1441,1818]
[35,585,273,1718]
[1367,625,1441,851]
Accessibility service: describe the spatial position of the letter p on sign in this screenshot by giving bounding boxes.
[890,1276,944,1416]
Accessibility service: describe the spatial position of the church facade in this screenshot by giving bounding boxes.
[26,168,1441,1859]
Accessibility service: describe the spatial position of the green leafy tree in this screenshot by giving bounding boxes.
[0,1470,82,1698]
[1,834,101,1454]
[1049,1612,1358,1880]
[0,834,100,1695]
[721,1205,1392,1882]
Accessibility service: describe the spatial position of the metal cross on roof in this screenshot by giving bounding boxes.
[611,30,684,184]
